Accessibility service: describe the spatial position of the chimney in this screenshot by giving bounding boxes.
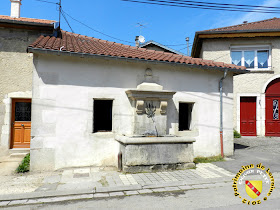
[135,36,139,47]
[10,0,22,18]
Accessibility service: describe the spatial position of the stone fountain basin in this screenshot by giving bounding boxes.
[115,135,196,172]
[115,135,195,144]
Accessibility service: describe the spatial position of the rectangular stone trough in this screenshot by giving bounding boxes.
[115,135,196,173]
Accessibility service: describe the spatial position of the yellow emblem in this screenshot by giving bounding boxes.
[245,180,262,199]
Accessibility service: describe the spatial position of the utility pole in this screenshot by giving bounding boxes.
[59,0,62,28]
[185,37,189,56]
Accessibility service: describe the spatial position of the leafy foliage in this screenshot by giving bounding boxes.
[234,129,241,138]
[16,153,30,173]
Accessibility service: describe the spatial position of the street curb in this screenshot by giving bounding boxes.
[0,180,233,207]
[96,184,142,193]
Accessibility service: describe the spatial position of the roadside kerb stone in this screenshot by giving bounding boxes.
[191,184,208,189]
[138,189,153,194]
[151,188,166,192]
[124,191,139,195]
[93,193,110,198]
[96,184,142,193]
[109,192,125,197]
[178,185,193,190]
[164,187,181,192]
[142,181,184,189]
[27,194,93,204]
[0,201,10,207]
[0,189,94,202]
[8,199,28,206]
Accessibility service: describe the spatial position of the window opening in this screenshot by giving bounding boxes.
[93,100,113,132]
[179,103,193,131]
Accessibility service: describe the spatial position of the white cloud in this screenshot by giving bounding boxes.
[208,0,280,30]
[230,0,280,25]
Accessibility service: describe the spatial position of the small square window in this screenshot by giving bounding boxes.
[93,100,113,132]
[179,103,193,131]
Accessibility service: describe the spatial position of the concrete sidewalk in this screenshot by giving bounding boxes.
[0,163,235,207]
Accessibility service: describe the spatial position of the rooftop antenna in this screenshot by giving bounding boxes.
[59,0,62,28]
[136,22,148,36]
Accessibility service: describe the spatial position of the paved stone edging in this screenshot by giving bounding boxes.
[0,178,232,207]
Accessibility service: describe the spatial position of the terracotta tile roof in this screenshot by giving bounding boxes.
[202,17,280,32]
[28,30,246,71]
[0,15,55,25]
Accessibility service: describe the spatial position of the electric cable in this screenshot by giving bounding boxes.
[34,0,58,5]
[61,11,74,33]
[121,0,280,14]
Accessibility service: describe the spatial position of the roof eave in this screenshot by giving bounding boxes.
[27,47,249,74]
[196,28,280,35]
[0,19,55,28]
[191,29,280,58]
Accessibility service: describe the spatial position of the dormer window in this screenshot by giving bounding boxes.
[231,46,271,70]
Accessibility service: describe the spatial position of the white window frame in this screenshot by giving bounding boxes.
[230,45,271,70]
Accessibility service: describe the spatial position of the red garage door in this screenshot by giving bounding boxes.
[240,97,257,136]
[266,78,280,136]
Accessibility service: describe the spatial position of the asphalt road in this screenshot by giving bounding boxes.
[214,137,280,173]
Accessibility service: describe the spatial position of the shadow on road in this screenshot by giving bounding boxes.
[234,143,249,150]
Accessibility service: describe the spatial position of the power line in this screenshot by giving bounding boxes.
[165,43,187,46]
[62,9,192,46]
[121,0,280,14]
[166,0,280,10]
[179,44,192,51]
[34,0,58,5]
[62,9,135,44]
[61,11,74,33]
[162,0,280,12]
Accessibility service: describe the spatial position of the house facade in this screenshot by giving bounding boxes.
[0,0,54,156]
[192,18,280,137]
[27,30,246,171]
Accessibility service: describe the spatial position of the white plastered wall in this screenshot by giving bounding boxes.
[30,54,234,171]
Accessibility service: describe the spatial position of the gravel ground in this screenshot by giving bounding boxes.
[0,155,57,195]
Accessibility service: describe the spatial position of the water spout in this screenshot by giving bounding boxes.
[145,102,158,137]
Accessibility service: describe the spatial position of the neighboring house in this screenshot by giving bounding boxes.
[0,0,55,156]
[139,40,184,55]
[192,18,280,137]
[27,30,246,171]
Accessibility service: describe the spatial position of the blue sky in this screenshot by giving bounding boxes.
[1,0,280,54]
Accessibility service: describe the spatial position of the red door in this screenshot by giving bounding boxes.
[265,78,280,136]
[240,97,257,136]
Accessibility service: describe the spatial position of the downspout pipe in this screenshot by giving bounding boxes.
[219,70,228,158]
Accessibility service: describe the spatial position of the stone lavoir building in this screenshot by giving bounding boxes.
[0,0,54,156]
[27,30,247,171]
[192,17,280,137]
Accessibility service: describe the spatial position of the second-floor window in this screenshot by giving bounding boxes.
[231,46,271,70]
